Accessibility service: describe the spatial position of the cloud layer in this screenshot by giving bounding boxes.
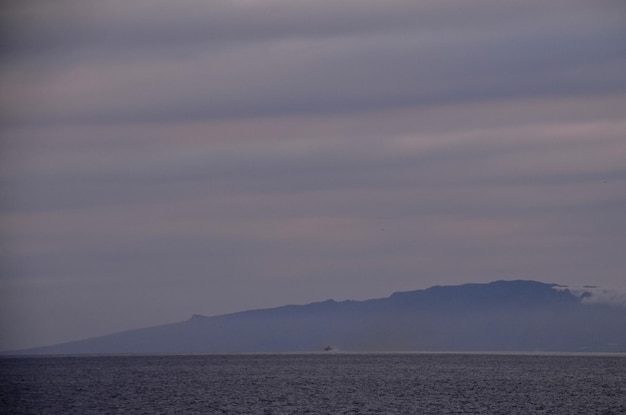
[1,0,625,350]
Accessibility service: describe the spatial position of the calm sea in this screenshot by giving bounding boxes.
[1,353,625,414]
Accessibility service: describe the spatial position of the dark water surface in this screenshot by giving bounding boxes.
[1,353,625,414]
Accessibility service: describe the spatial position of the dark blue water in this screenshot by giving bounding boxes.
[1,353,625,414]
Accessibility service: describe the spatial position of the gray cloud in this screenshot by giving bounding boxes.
[3,1,579,56]
[2,0,625,125]
[2,1,626,350]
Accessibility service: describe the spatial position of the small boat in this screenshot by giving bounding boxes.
[323,345,333,351]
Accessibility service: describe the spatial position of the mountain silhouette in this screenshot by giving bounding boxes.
[9,280,626,354]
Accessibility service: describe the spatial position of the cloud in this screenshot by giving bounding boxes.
[1,1,574,56]
[2,0,626,350]
[582,289,626,307]
[555,286,626,307]
[2,0,625,125]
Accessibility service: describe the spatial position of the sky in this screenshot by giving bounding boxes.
[1,0,626,351]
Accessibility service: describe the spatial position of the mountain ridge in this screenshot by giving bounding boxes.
[6,280,626,355]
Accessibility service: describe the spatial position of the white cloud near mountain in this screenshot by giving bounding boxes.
[555,285,626,307]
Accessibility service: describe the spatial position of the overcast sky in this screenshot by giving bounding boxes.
[2,0,626,350]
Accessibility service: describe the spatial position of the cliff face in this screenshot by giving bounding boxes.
[11,280,626,354]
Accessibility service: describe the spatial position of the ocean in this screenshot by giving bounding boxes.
[1,353,625,414]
